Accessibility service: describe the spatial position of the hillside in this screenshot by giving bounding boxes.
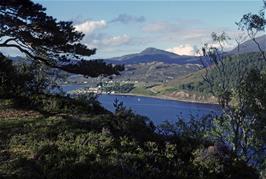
[229,35,266,55]
[149,52,266,103]
[63,48,203,87]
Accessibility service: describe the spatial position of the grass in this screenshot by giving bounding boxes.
[0,97,259,178]
[0,102,112,178]
[126,69,215,103]
[0,97,176,179]
[130,86,157,96]
[152,69,205,95]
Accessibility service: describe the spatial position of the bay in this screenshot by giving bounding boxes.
[98,94,220,125]
[60,85,220,125]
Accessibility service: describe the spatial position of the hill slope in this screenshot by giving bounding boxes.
[150,52,266,103]
[229,35,266,55]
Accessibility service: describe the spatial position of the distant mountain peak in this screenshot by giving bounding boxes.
[140,47,180,56]
[141,47,162,54]
[105,47,201,65]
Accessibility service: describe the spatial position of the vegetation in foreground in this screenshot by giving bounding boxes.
[0,51,263,179]
[0,98,260,179]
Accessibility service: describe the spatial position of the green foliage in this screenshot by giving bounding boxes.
[112,99,156,141]
[238,69,266,170]
[193,146,259,179]
[0,54,49,98]
[0,54,106,115]
[0,50,260,178]
[180,52,266,95]
[0,98,259,179]
[195,31,266,176]
[13,93,105,115]
[158,115,213,140]
[0,54,16,97]
[197,46,266,174]
[158,114,260,179]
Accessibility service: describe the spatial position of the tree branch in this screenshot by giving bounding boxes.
[0,43,54,67]
[0,37,18,45]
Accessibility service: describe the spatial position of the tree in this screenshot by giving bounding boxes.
[0,0,124,77]
[0,53,16,96]
[236,0,266,61]
[0,52,51,97]
[198,2,266,172]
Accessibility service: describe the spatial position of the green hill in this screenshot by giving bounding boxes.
[142,52,266,103]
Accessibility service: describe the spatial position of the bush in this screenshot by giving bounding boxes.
[14,94,107,115]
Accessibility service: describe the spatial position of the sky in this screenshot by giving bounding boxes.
[10,1,266,58]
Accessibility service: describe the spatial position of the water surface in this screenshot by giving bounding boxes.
[60,85,220,124]
[98,94,220,125]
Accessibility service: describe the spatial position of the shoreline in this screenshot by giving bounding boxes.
[66,86,218,105]
[100,92,219,105]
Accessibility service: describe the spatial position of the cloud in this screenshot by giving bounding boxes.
[142,22,210,48]
[74,20,107,34]
[74,19,131,49]
[110,14,145,24]
[142,18,204,33]
[101,34,130,46]
[83,34,132,58]
[175,18,205,26]
[142,22,238,51]
[85,34,131,48]
[142,21,177,33]
[166,44,197,56]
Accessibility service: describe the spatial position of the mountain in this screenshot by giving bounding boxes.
[105,47,201,65]
[229,35,266,55]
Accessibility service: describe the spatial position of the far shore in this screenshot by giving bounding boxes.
[106,92,219,105]
[68,87,218,105]
[64,84,218,105]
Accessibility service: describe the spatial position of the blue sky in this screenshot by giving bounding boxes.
[32,1,264,58]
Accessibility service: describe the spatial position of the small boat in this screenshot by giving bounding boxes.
[137,98,141,102]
